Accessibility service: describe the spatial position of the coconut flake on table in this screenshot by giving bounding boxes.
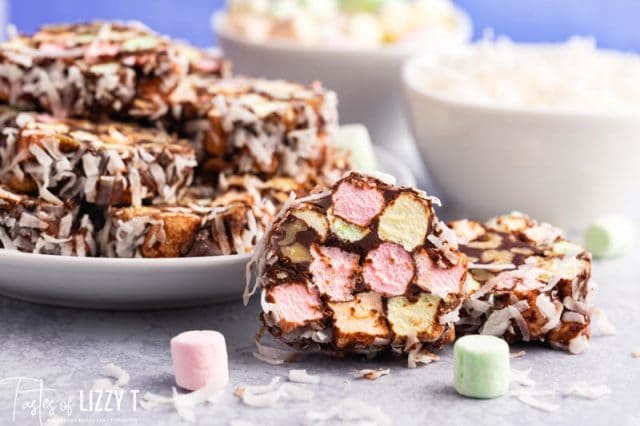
[235,379,284,408]
[172,381,225,422]
[235,377,313,408]
[568,334,590,354]
[513,392,559,413]
[289,369,320,384]
[305,397,392,426]
[102,363,130,387]
[352,368,390,381]
[510,368,535,387]
[510,350,526,359]
[139,391,174,410]
[407,345,440,369]
[563,382,611,400]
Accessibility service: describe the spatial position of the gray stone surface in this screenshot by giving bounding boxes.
[0,251,638,426]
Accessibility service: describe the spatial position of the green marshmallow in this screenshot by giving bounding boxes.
[585,215,635,259]
[329,214,370,242]
[335,124,377,172]
[121,36,158,53]
[454,335,510,399]
[340,0,387,13]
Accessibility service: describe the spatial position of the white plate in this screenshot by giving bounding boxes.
[0,147,414,310]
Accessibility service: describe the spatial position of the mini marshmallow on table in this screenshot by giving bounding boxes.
[453,335,510,399]
[171,330,229,391]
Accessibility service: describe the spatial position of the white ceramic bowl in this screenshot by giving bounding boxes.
[212,10,471,149]
[403,54,640,230]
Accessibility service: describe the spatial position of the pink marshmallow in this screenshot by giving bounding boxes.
[269,283,324,333]
[310,245,359,301]
[170,330,229,391]
[415,249,466,297]
[362,242,414,297]
[332,180,384,227]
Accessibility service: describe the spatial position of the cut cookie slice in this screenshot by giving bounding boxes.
[176,78,347,181]
[450,212,593,354]
[99,175,301,258]
[0,21,229,120]
[0,107,196,207]
[247,171,468,357]
[0,185,95,256]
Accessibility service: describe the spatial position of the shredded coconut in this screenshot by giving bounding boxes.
[304,398,392,426]
[537,294,562,333]
[414,35,640,113]
[172,381,225,422]
[289,369,320,384]
[102,363,130,387]
[352,368,390,381]
[480,300,529,337]
[508,305,530,342]
[235,377,313,408]
[513,392,559,412]
[563,382,611,400]
[407,339,440,369]
[510,368,536,387]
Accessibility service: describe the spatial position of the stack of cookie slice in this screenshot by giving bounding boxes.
[0,21,348,258]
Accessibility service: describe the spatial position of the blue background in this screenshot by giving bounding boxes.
[7,0,640,52]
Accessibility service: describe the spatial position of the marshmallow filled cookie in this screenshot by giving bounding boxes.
[0,185,95,256]
[0,107,196,207]
[177,78,344,181]
[0,21,229,120]
[99,175,304,258]
[450,212,593,354]
[246,172,468,357]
